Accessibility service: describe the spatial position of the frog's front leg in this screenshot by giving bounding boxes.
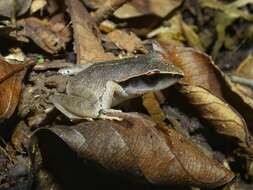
[99,81,129,120]
[101,81,129,110]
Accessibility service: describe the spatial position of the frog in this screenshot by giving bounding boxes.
[50,51,183,121]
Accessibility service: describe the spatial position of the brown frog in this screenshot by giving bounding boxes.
[50,51,183,120]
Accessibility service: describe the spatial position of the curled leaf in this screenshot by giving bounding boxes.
[0,0,32,17]
[235,54,253,79]
[161,43,223,98]
[65,0,114,64]
[17,17,71,54]
[92,0,127,23]
[114,0,183,19]
[160,43,253,135]
[107,29,146,53]
[33,113,234,188]
[200,0,253,21]
[177,84,250,148]
[30,0,47,14]
[0,59,27,119]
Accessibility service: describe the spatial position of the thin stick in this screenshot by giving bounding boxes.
[229,75,253,89]
[92,0,128,23]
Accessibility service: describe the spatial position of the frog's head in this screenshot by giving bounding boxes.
[119,52,183,95]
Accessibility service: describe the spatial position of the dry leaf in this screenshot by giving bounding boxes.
[235,54,253,79]
[65,0,114,64]
[181,21,205,51]
[17,17,71,54]
[99,20,116,33]
[33,112,234,188]
[142,92,166,123]
[160,43,253,134]
[148,14,204,51]
[92,0,127,23]
[160,43,223,99]
[114,0,183,19]
[107,29,146,53]
[0,0,32,17]
[0,59,27,119]
[177,84,250,149]
[30,0,47,14]
[81,0,105,10]
[200,0,253,21]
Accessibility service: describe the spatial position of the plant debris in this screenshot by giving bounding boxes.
[2,0,253,190]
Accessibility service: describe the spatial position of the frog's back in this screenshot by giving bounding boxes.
[66,52,177,95]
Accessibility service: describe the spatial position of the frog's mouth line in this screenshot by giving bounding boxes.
[119,73,182,95]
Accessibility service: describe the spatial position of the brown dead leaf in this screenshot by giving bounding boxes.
[0,0,32,17]
[235,54,253,79]
[142,92,166,124]
[0,59,27,119]
[92,0,127,23]
[160,43,223,99]
[160,43,253,138]
[30,0,47,14]
[34,113,234,188]
[114,0,183,19]
[107,29,146,53]
[17,17,71,54]
[65,0,114,64]
[82,0,105,10]
[177,84,250,149]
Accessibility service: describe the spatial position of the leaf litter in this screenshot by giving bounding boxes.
[1,0,253,189]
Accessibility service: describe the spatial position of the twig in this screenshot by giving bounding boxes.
[229,74,253,89]
[92,0,128,23]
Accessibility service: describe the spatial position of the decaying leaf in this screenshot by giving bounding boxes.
[114,0,183,19]
[92,0,127,23]
[160,43,223,98]
[200,0,253,21]
[148,14,204,51]
[159,43,253,152]
[142,92,166,124]
[65,0,114,64]
[212,12,235,58]
[0,0,32,17]
[17,17,71,54]
[235,54,253,79]
[200,0,253,58]
[107,29,146,53]
[163,44,253,121]
[176,84,250,149]
[81,0,105,10]
[99,20,116,33]
[181,21,205,51]
[0,59,27,120]
[148,14,185,43]
[30,0,47,14]
[33,113,234,188]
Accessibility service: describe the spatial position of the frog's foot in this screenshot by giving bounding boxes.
[98,114,123,121]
